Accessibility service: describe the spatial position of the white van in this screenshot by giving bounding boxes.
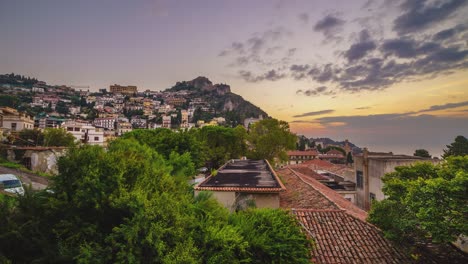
[0,174,25,196]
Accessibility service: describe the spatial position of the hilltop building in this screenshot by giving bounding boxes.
[354,148,439,210]
[109,84,137,95]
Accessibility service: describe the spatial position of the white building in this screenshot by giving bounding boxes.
[0,107,34,132]
[93,117,116,130]
[62,120,105,146]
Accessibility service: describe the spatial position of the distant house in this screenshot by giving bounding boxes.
[194,159,286,210]
[0,107,34,132]
[354,148,439,210]
[286,150,319,165]
[61,120,104,146]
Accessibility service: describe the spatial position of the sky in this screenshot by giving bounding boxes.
[1,0,467,157]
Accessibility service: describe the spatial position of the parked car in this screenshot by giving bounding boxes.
[0,174,25,196]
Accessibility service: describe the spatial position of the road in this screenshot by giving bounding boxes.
[0,166,49,191]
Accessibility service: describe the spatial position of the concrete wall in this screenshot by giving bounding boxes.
[355,156,439,210]
[194,190,280,210]
[7,149,67,174]
[251,193,280,208]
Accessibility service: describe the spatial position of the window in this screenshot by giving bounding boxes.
[356,171,363,189]
[94,137,99,141]
[11,123,17,131]
[370,193,376,200]
[67,127,73,131]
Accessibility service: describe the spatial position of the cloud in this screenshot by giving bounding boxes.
[298,13,309,24]
[296,86,335,97]
[344,30,377,61]
[417,101,468,113]
[381,38,440,58]
[433,24,467,42]
[289,27,468,92]
[393,0,468,35]
[313,14,345,40]
[290,120,320,123]
[355,106,371,110]
[239,69,286,82]
[293,109,335,118]
[220,27,293,67]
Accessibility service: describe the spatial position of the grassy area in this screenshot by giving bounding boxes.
[0,161,23,169]
[0,158,54,178]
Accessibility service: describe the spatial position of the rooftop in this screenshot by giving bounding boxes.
[277,167,366,221]
[195,159,285,193]
[293,209,411,264]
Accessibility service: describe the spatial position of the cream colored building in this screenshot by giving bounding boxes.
[0,107,34,132]
[109,84,137,95]
[194,159,286,211]
[354,148,439,210]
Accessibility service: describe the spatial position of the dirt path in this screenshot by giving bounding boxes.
[0,166,50,190]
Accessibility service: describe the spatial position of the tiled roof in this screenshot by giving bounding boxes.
[301,159,336,169]
[277,168,338,210]
[287,150,319,156]
[326,149,344,155]
[293,209,412,264]
[287,166,329,181]
[292,170,367,221]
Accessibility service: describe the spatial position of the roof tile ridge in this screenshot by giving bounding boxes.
[287,167,367,221]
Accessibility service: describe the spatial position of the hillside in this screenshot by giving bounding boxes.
[166,76,268,125]
[310,137,362,153]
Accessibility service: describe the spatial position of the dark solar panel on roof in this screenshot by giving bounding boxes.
[198,159,280,188]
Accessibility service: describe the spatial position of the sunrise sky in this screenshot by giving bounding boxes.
[1,0,467,156]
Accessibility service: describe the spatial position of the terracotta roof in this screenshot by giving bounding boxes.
[287,150,319,156]
[277,168,337,210]
[283,168,367,221]
[326,149,344,155]
[301,159,336,169]
[293,209,412,264]
[287,166,329,181]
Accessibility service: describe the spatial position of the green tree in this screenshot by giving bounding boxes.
[247,119,296,164]
[0,140,312,263]
[122,128,206,169]
[346,152,353,164]
[368,156,468,244]
[230,209,311,263]
[0,95,19,108]
[43,128,76,147]
[17,129,44,146]
[443,135,468,158]
[195,125,247,168]
[55,101,69,115]
[414,149,431,158]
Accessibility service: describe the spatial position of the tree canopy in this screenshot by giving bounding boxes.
[368,156,468,244]
[413,149,431,158]
[443,135,468,158]
[247,119,296,164]
[0,138,311,263]
[43,128,76,147]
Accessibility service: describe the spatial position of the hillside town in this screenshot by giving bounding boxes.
[0,74,265,146]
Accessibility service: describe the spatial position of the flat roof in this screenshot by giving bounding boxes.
[195,159,285,193]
